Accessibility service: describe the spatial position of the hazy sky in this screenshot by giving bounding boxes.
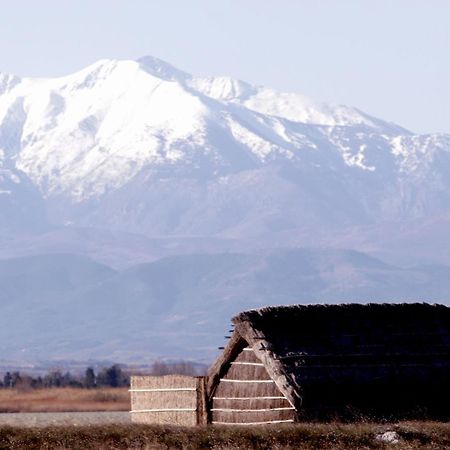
[1,1,448,133]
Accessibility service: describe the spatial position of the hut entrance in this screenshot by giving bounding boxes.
[210,346,295,425]
[130,375,207,426]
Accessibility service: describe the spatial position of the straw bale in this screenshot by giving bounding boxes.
[130,375,204,426]
[131,390,196,411]
[214,380,282,398]
[224,364,271,380]
[212,408,294,424]
[132,410,197,426]
[212,397,291,410]
[131,375,197,390]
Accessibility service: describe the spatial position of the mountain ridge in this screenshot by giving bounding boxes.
[1,56,449,265]
[1,249,449,363]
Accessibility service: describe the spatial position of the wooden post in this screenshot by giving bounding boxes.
[196,376,208,425]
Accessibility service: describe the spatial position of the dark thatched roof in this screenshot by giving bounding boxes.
[207,303,450,413]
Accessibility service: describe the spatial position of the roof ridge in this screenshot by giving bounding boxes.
[232,302,447,323]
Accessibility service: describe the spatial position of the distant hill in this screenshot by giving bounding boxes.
[0,250,449,364]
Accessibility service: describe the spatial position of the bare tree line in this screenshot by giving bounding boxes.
[0,360,204,389]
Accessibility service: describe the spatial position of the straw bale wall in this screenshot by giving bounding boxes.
[213,397,289,410]
[130,375,207,426]
[132,410,198,426]
[132,375,196,390]
[214,380,283,398]
[212,409,294,424]
[210,346,295,425]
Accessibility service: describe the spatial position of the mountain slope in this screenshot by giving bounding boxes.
[0,250,449,363]
[0,57,449,252]
[0,163,48,234]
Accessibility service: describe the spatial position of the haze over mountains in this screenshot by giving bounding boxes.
[2,250,450,363]
[1,57,449,364]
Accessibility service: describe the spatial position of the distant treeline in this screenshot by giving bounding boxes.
[0,365,129,389]
[0,360,203,389]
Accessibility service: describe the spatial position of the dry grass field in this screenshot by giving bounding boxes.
[0,388,130,413]
[0,422,449,449]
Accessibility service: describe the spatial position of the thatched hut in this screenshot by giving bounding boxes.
[207,303,450,423]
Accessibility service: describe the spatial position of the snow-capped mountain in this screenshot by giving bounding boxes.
[0,56,449,263]
[1,57,450,364]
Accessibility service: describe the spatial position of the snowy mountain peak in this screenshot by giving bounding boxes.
[59,58,146,89]
[0,55,448,238]
[137,55,190,82]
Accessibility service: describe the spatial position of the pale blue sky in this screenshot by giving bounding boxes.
[0,1,448,133]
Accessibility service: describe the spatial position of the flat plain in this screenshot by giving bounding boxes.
[0,388,130,413]
[0,389,449,448]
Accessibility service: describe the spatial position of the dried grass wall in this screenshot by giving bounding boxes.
[130,375,206,426]
[210,347,295,425]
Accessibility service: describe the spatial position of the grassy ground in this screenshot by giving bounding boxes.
[0,422,448,449]
[0,388,130,412]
